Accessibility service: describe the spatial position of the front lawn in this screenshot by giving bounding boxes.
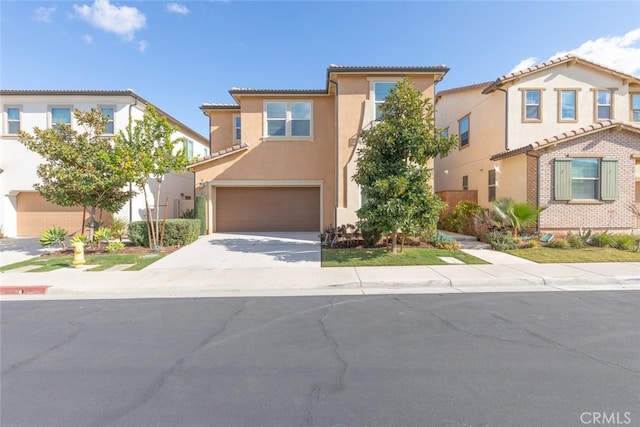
[0,252,167,272]
[506,247,640,263]
[322,247,487,267]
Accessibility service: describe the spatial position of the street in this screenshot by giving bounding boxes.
[2,291,639,427]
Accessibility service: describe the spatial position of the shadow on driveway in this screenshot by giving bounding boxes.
[209,232,320,264]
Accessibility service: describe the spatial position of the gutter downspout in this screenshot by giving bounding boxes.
[128,95,138,223]
[329,78,339,229]
[525,149,541,233]
[496,87,508,151]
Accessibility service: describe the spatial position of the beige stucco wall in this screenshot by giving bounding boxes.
[496,155,528,202]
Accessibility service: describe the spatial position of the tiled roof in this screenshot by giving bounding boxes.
[188,143,249,167]
[229,88,327,95]
[327,65,449,74]
[483,55,640,94]
[200,103,240,110]
[490,121,640,160]
[436,81,494,98]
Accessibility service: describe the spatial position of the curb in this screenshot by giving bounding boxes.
[0,286,50,295]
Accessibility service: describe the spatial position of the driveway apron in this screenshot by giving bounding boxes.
[145,232,321,270]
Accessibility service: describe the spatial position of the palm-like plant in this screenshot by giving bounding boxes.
[493,198,544,237]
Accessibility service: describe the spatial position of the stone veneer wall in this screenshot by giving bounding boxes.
[537,128,638,231]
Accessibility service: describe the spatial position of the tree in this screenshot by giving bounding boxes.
[19,109,134,238]
[114,105,188,249]
[493,198,544,237]
[353,78,458,254]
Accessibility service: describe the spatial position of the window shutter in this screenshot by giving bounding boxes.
[554,158,572,200]
[601,158,618,201]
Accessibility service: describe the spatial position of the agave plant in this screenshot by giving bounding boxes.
[109,217,129,241]
[39,226,68,250]
[493,198,545,237]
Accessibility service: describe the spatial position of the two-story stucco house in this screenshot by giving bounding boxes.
[188,65,449,233]
[0,90,209,237]
[435,55,640,233]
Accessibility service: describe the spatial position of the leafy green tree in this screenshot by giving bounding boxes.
[114,105,188,249]
[354,78,458,253]
[19,109,134,237]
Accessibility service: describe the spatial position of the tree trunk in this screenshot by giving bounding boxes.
[154,180,163,247]
[391,231,398,254]
[81,206,87,237]
[143,189,156,249]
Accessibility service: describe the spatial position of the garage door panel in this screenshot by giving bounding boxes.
[216,187,320,232]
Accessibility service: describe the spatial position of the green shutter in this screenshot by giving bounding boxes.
[601,158,618,201]
[554,158,572,201]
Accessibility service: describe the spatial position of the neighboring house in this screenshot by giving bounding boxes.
[0,90,209,237]
[434,55,640,232]
[189,65,449,233]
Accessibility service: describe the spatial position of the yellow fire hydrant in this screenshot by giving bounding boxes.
[72,241,86,268]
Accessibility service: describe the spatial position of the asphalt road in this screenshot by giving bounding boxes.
[2,291,639,427]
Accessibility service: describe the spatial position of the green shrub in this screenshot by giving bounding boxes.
[566,232,585,248]
[128,219,200,247]
[481,230,517,251]
[39,226,68,249]
[360,222,382,247]
[181,208,196,219]
[589,232,613,247]
[439,200,483,236]
[430,231,460,250]
[610,234,638,252]
[546,237,569,249]
[195,195,206,235]
[109,217,129,241]
[517,238,538,249]
[105,241,126,253]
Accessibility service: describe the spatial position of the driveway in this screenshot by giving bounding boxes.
[0,237,59,266]
[145,231,321,270]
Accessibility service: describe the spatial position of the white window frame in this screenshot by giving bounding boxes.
[459,115,470,148]
[557,89,578,122]
[4,105,21,135]
[48,105,73,129]
[368,77,402,121]
[263,100,313,139]
[571,158,600,200]
[99,105,115,135]
[595,89,614,120]
[233,114,241,141]
[630,93,640,122]
[522,89,542,122]
[183,139,194,160]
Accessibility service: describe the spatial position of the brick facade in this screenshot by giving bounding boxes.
[526,154,538,206]
[536,128,639,232]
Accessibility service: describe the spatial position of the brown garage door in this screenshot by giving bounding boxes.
[16,192,110,237]
[216,187,320,232]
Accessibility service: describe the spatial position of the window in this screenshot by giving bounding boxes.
[596,90,612,120]
[233,114,241,140]
[441,128,449,138]
[50,107,71,129]
[5,107,20,134]
[183,139,194,160]
[631,94,640,122]
[374,82,396,120]
[555,157,618,201]
[459,115,470,148]
[488,169,496,202]
[100,107,114,134]
[264,101,312,138]
[462,175,468,191]
[523,89,541,121]
[559,90,577,121]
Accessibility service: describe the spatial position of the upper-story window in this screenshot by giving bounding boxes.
[50,106,71,129]
[596,90,613,120]
[5,106,21,134]
[488,169,496,202]
[264,101,312,138]
[523,89,542,121]
[100,107,114,134]
[374,82,397,120]
[631,93,640,122]
[459,115,470,148]
[558,90,577,121]
[462,175,469,191]
[183,139,194,160]
[233,114,241,140]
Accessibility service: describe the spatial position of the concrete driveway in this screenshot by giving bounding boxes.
[1,237,59,266]
[145,231,321,270]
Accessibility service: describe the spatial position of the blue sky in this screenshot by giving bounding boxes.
[1,0,639,138]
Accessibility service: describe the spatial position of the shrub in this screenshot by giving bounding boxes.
[439,200,483,236]
[578,228,592,245]
[181,208,196,219]
[610,234,638,252]
[471,209,501,238]
[105,241,126,253]
[109,217,129,241]
[195,195,206,235]
[70,234,90,245]
[360,222,382,247]
[481,230,517,251]
[39,226,68,249]
[546,238,569,249]
[430,231,460,250]
[566,232,585,248]
[517,238,538,249]
[128,219,200,247]
[589,232,613,247]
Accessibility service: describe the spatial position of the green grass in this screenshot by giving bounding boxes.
[322,247,487,267]
[506,247,640,263]
[0,253,167,272]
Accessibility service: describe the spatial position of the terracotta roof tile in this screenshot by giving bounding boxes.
[188,143,249,167]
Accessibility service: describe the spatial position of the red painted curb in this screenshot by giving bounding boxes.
[0,286,50,295]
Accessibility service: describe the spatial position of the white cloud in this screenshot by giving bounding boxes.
[73,0,146,42]
[166,3,189,15]
[508,57,538,75]
[33,6,56,23]
[82,34,93,44]
[551,28,640,76]
[137,40,148,53]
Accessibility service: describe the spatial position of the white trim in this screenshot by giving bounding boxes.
[263,100,313,139]
[232,113,241,141]
[48,104,73,129]
[3,104,22,136]
[98,105,116,135]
